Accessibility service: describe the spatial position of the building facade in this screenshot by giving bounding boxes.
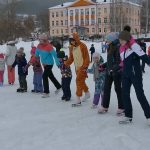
[49,0,141,37]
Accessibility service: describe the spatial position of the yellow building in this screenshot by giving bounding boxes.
[49,0,141,37]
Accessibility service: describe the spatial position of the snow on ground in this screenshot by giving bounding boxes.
[0,41,150,150]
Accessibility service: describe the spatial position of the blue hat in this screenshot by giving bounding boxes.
[106,32,118,42]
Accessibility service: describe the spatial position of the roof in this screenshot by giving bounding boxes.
[49,0,141,10]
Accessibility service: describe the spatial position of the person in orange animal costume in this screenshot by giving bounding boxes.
[65,32,90,107]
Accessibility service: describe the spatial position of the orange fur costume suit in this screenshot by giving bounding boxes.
[65,32,90,97]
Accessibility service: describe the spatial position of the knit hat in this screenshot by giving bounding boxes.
[106,32,118,42]
[92,52,100,60]
[57,51,65,59]
[17,47,24,54]
[0,53,4,58]
[119,31,131,41]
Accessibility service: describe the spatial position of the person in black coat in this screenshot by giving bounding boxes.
[119,31,150,125]
[98,32,124,115]
[89,44,95,62]
[11,48,28,92]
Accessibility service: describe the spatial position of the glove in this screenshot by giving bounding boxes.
[99,65,105,72]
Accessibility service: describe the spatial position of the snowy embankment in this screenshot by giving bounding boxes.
[0,41,150,150]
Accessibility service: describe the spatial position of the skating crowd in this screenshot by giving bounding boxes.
[1,25,150,125]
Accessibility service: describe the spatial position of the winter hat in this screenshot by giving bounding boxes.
[106,32,118,42]
[119,31,131,41]
[92,52,100,60]
[17,47,24,54]
[0,53,4,58]
[57,51,65,59]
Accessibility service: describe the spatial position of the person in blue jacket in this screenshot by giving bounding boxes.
[35,33,61,98]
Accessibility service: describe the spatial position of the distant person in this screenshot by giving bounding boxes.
[5,41,17,85]
[89,44,95,62]
[0,53,5,86]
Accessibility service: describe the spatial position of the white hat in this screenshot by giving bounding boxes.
[92,52,100,59]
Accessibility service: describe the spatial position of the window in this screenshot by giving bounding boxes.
[52,21,54,26]
[75,19,79,26]
[98,18,101,24]
[56,12,59,17]
[75,9,79,15]
[61,29,63,34]
[52,12,54,17]
[85,18,89,25]
[61,11,63,17]
[70,20,73,26]
[70,10,73,16]
[81,18,84,25]
[104,8,107,13]
[126,8,128,13]
[56,21,59,26]
[52,30,54,34]
[61,20,63,26]
[91,8,95,15]
[57,29,59,34]
[99,28,101,33]
[65,20,68,25]
[81,9,84,15]
[98,8,101,16]
[71,29,73,33]
[91,19,95,25]
[64,10,68,16]
[87,28,89,33]
[104,18,107,23]
[85,9,89,15]
[92,28,95,33]
[104,28,107,33]
[65,29,68,33]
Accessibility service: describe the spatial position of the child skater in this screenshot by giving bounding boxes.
[0,53,5,86]
[87,52,106,108]
[11,47,28,92]
[57,50,72,101]
[25,43,43,93]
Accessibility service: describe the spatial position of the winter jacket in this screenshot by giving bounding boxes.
[87,56,105,81]
[12,55,28,75]
[59,58,72,78]
[5,45,17,65]
[139,42,146,53]
[120,40,150,78]
[89,47,95,54]
[27,56,43,73]
[0,56,5,71]
[65,32,90,71]
[35,42,60,66]
[102,42,121,75]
